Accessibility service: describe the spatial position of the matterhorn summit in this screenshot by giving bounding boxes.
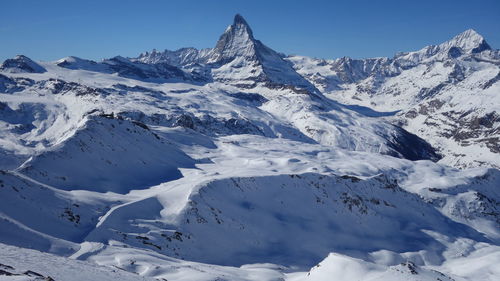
[209,14,257,63]
[134,14,315,89]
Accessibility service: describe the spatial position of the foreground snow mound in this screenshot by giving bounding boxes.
[86,173,486,267]
[290,234,500,281]
[19,115,196,193]
[291,253,454,281]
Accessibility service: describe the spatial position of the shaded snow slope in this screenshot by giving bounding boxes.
[85,172,488,267]
[0,132,499,280]
[18,115,196,193]
[0,170,122,255]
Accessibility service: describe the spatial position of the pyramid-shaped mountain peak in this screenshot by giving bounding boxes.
[209,14,257,64]
[233,14,250,27]
[229,14,254,40]
[204,14,317,90]
[442,28,491,53]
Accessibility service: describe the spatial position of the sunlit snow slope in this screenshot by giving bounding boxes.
[288,29,500,169]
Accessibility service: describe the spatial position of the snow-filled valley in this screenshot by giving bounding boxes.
[0,14,499,281]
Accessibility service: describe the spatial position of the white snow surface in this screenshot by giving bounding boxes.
[0,14,499,281]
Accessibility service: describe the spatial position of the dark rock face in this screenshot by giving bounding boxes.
[0,74,18,93]
[36,78,109,97]
[0,55,46,73]
[451,112,500,154]
[448,47,462,58]
[471,39,492,53]
[388,128,442,161]
[120,111,266,137]
[0,263,55,280]
[227,92,268,106]
[483,72,500,89]
[405,105,499,164]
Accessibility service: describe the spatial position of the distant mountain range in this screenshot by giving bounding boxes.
[288,28,499,169]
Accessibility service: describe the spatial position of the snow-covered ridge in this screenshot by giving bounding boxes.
[287,29,499,169]
[396,28,492,64]
[55,55,207,83]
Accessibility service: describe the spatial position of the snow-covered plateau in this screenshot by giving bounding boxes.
[0,14,499,281]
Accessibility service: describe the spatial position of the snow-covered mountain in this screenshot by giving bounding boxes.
[288,29,500,169]
[135,14,314,90]
[0,55,47,74]
[0,14,499,281]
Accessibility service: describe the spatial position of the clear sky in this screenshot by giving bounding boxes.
[1,0,499,62]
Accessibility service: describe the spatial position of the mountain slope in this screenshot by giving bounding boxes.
[130,15,440,160]
[0,42,439,165]
[85,172,488,267]
[288,29,500,168]
[18,115,196,193]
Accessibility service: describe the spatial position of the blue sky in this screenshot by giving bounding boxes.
[1,0,499,62]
